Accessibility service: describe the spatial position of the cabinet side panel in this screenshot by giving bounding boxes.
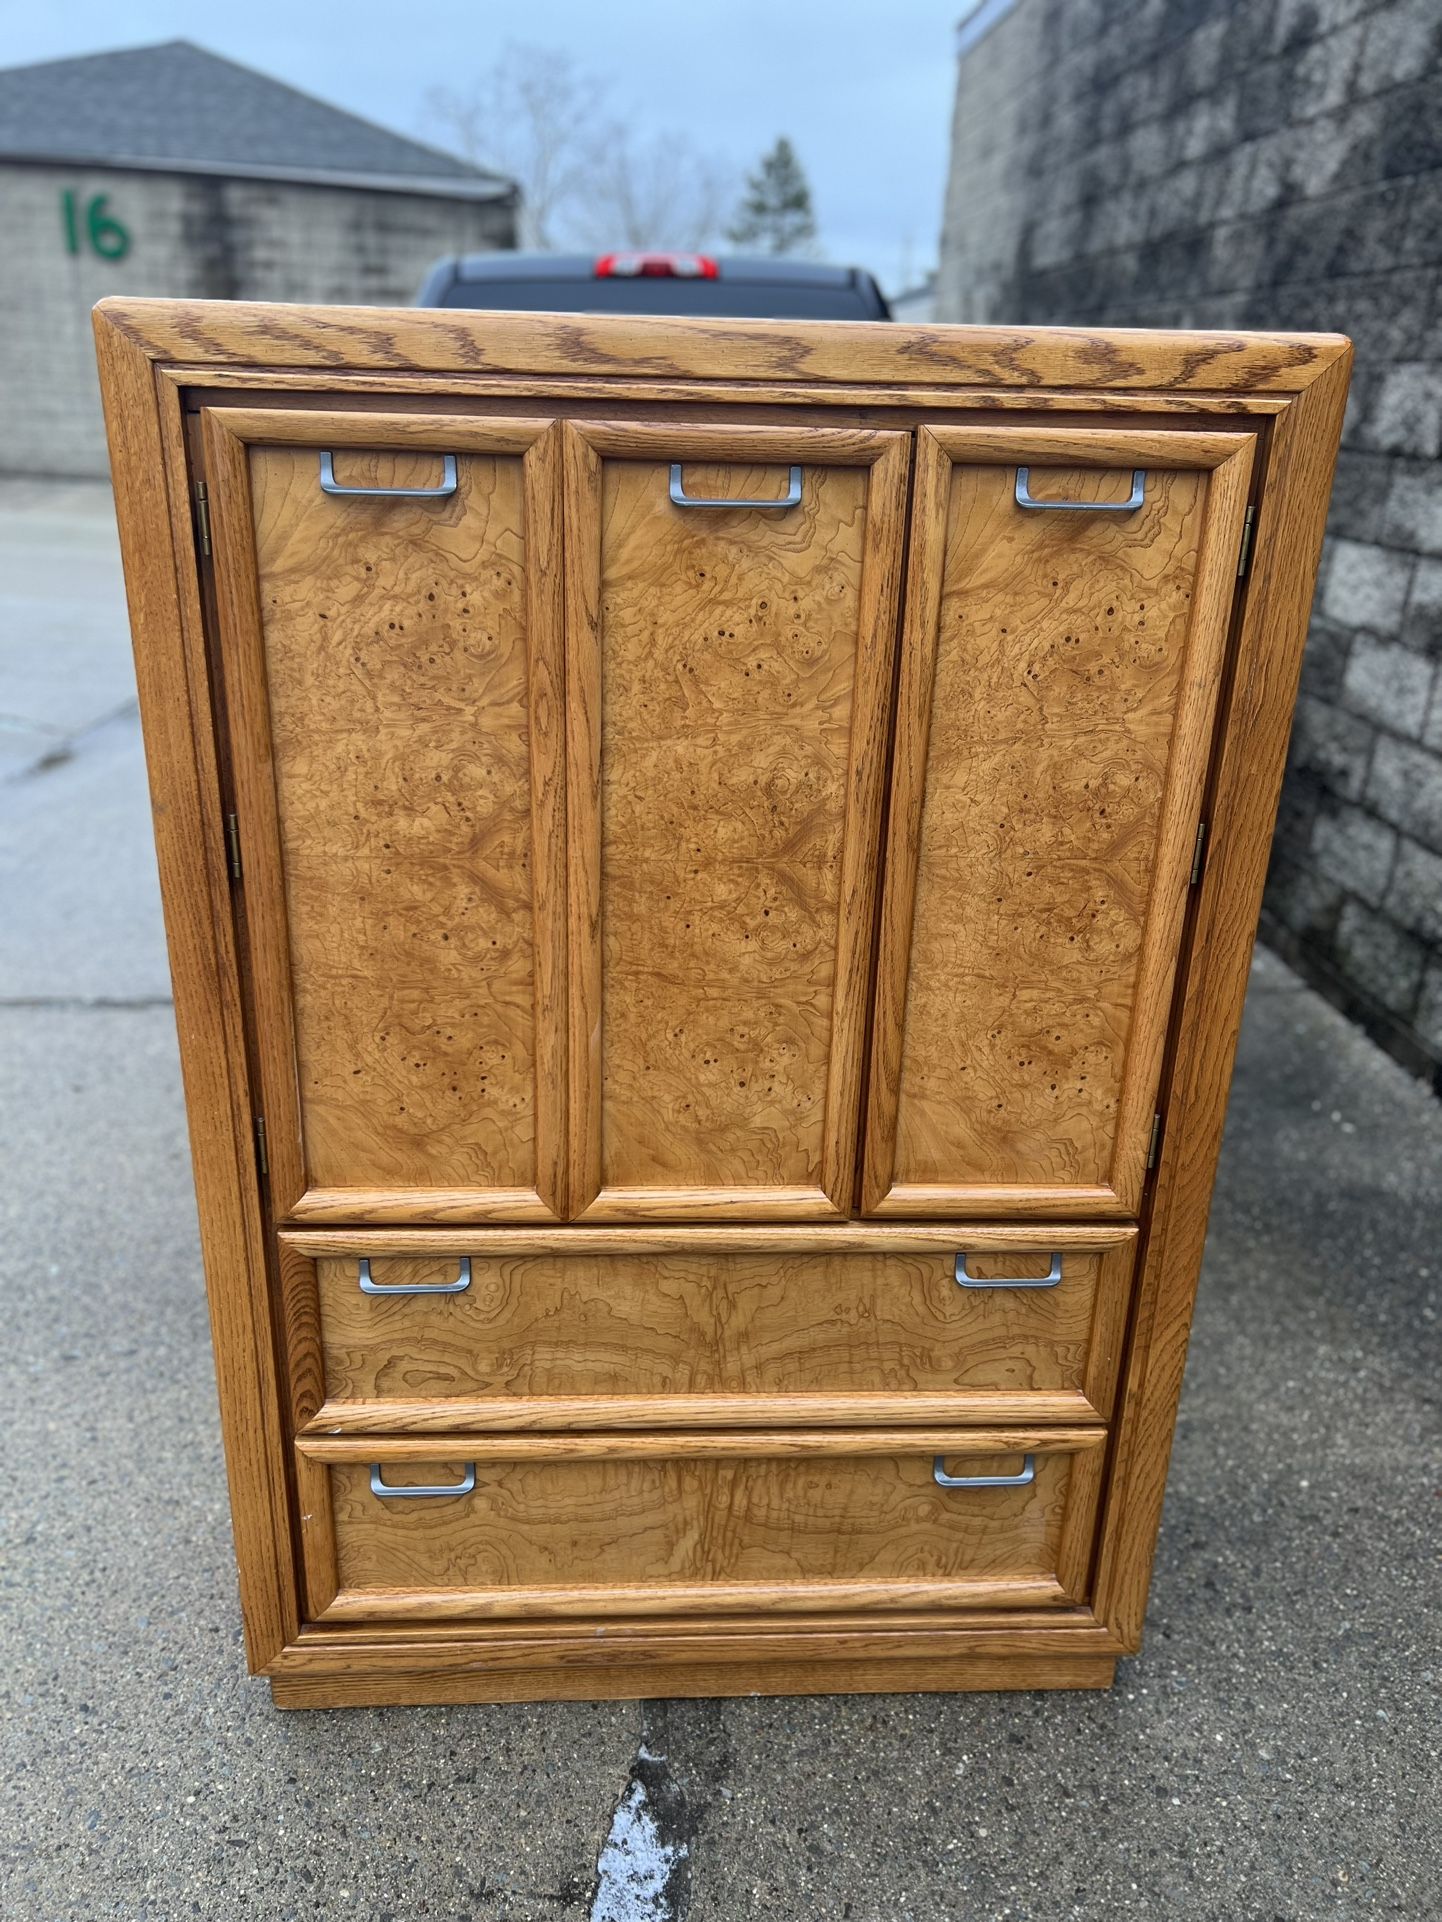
[1093,359,1351,1647]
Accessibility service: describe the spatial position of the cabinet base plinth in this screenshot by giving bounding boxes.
[269,1652,1117,1709]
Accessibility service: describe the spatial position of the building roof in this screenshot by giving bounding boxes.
[0,39,515,202]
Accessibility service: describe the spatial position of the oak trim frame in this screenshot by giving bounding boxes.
[1090,351,1353,1646]
[270,1650,1119,1706]
[93,328,302,1671]
[95,296,1349,391]
[92,298,1349,1705]
[561,419,911,1221]
[863,425,1258,1218]
[200,405,569,1223]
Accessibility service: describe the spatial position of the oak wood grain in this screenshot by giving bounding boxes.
[1092,349,1353,1650]
[93,320,300,1672]
[270,1652,1118,1707]
[164,364,1298,415]
[100,296,1350,391]
[277,1610,1120,1656]
[279,1223,1139,1255]
[297,1425,1106,1462]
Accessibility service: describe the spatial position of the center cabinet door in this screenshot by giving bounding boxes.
[563,422,910,1220]
[862,426,1257,1219]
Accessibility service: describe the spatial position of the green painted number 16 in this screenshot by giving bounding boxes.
[62,190,131,261]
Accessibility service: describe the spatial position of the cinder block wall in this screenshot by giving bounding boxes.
[0,163,514,478]
[936,0,1442,1091]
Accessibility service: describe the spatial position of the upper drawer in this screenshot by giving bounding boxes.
[863,426,1257,1218]
[282,1224,1138,1434]
[295,1426,1108,1623]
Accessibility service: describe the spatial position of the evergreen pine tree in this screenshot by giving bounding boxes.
[726,137,817,255]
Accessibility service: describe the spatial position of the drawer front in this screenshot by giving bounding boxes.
[297,1430,1107,1622]
[281,1226,1137,1431]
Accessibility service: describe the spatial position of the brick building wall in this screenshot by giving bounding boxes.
[936,0,1442,1091]
[0,161,514,477]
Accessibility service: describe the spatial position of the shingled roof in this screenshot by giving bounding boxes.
[0,39,515,201]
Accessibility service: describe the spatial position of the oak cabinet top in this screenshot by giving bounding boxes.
[93,296,1350,396]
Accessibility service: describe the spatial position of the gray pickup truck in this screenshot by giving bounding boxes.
[415,249,891,321]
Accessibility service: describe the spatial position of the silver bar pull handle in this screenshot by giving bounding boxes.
[933,1455,1036,1490]
[319,451,459,498]
[358,1255,471,1297]
[955,1251,1063,1290]
[1015,466,1145,512]
[370,1464,476,1499]
[669,462,803,510]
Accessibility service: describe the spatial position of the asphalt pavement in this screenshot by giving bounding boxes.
[1,478,1437,1921]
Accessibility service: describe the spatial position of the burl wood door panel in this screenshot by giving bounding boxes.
[864,427,1257,1218]
[297,1429,1107,1621]
[201,409,566,1223]
[563,423,910,1220]
[281,1224,1137,1432]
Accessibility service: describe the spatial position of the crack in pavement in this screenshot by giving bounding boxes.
[588,1701,731,1922]
[0,697,141,787]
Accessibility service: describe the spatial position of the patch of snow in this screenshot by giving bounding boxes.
[590,1776,686,1922]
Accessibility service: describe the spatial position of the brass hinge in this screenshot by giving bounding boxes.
[1236,504,1256,580]
[1146,1112,1163,1170]
[225,811,242,881]
[194,481,212,557]
[1189,819,1208,887]
[254,1115,269,1180]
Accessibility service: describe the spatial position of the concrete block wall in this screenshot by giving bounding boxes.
[937,0,1442,1091]
[0,162,513,477]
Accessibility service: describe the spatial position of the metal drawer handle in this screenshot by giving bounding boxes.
[358,1256,471,1296]
[669,463,803,510]
[955,1251,1063,1290]
[933,1455,1036,1489]
[370,1464,476,1499]
[319,450,459,498]
[1015,466,1145,512]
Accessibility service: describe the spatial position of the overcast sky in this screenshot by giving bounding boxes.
[4,3,958,291]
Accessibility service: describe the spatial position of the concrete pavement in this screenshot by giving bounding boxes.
[1,480,1437,1921]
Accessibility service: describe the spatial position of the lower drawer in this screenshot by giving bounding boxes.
[281,1226,1137,1431]
[295,1428,1108,1623]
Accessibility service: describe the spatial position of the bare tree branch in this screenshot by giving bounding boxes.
[425,43,731,253]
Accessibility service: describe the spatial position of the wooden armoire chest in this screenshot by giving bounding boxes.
[95,299,1347,1708]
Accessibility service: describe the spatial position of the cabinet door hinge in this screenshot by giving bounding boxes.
[1236,504,1256,580]
[1146,1112,1163,1170]
[225,811,242,881]
[254,1115,269,1180]
[1189,819,1209,887]
[194,481,212,557]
